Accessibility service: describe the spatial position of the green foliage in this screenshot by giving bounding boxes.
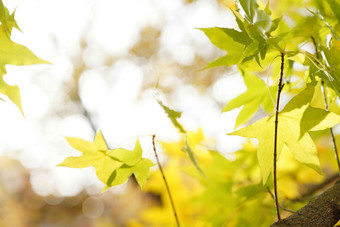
[43,0,340,225]
[58,131,155,190]
[201,0,284,70]
[223,73,277,128]
[0,1,21,35]
[230,84,340,183]
[199,27,244,68]
[128,131,309,226]
[195,0,340,224]
[0,0,49,115]
[326,0,340,22]
[317,41,340,95]
[198,0,340,182]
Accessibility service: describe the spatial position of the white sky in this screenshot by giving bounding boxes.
[1,0,246,196]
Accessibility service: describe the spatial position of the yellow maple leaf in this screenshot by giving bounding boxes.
[230,84,340,183]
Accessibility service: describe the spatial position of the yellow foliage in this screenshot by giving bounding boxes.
[128,128,339,226]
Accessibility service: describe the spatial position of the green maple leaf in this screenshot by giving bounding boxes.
[59,131,155,190]
[223,73,277,128]
[200,1,282,69]
[105,158,155,189]
[0,66,22,113]
[108,138,143,166]
[0,2,21,35]
[236,0,274,61]
[0,1,48,116]
[6,8,21,34]
[0,0,10,34]
[105,138,156,189]
[201,1,283,70]
[237,0,272,33]
[0,26,49,66]
[0,24,50,114]
[199,27,244,68]
[58,131,123,184]
[218,27,252,47]
[230,84,340,183]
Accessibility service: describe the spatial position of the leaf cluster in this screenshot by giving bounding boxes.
[199,0,340,185]
[200,0,282,70]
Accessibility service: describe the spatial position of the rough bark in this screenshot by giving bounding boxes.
[271,179,340,227]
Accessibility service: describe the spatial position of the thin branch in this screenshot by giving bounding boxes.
[152,135,180,227]
[321,81,340,174]
[311,36,340,174]
[267,188,295,214]
[273,52,285,220]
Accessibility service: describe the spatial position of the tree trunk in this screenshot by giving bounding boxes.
[271,179,340,227]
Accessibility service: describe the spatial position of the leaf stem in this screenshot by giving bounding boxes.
[321,81,340,174]
[152,135,180,227]
[273,52,285,220]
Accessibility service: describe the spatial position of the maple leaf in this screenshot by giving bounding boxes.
[223,73,277,128]
[0,25,50,114]
[0,0,10,34]
[0,66,22,113]
[0,26,50,66]
[105,159,155,189]
[58,131,155,190]
[106,138,156,189]
[0,1,21,35]
[58,131,123,184]
[230,84,340,183]
[199,27,244,68]
[108,138,143,166]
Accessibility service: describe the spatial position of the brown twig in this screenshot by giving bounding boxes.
[267,188,295,214]
[152,135,180,227]
[273,52,285,220]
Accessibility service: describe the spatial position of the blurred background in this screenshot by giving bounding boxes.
[0,0,251,226]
